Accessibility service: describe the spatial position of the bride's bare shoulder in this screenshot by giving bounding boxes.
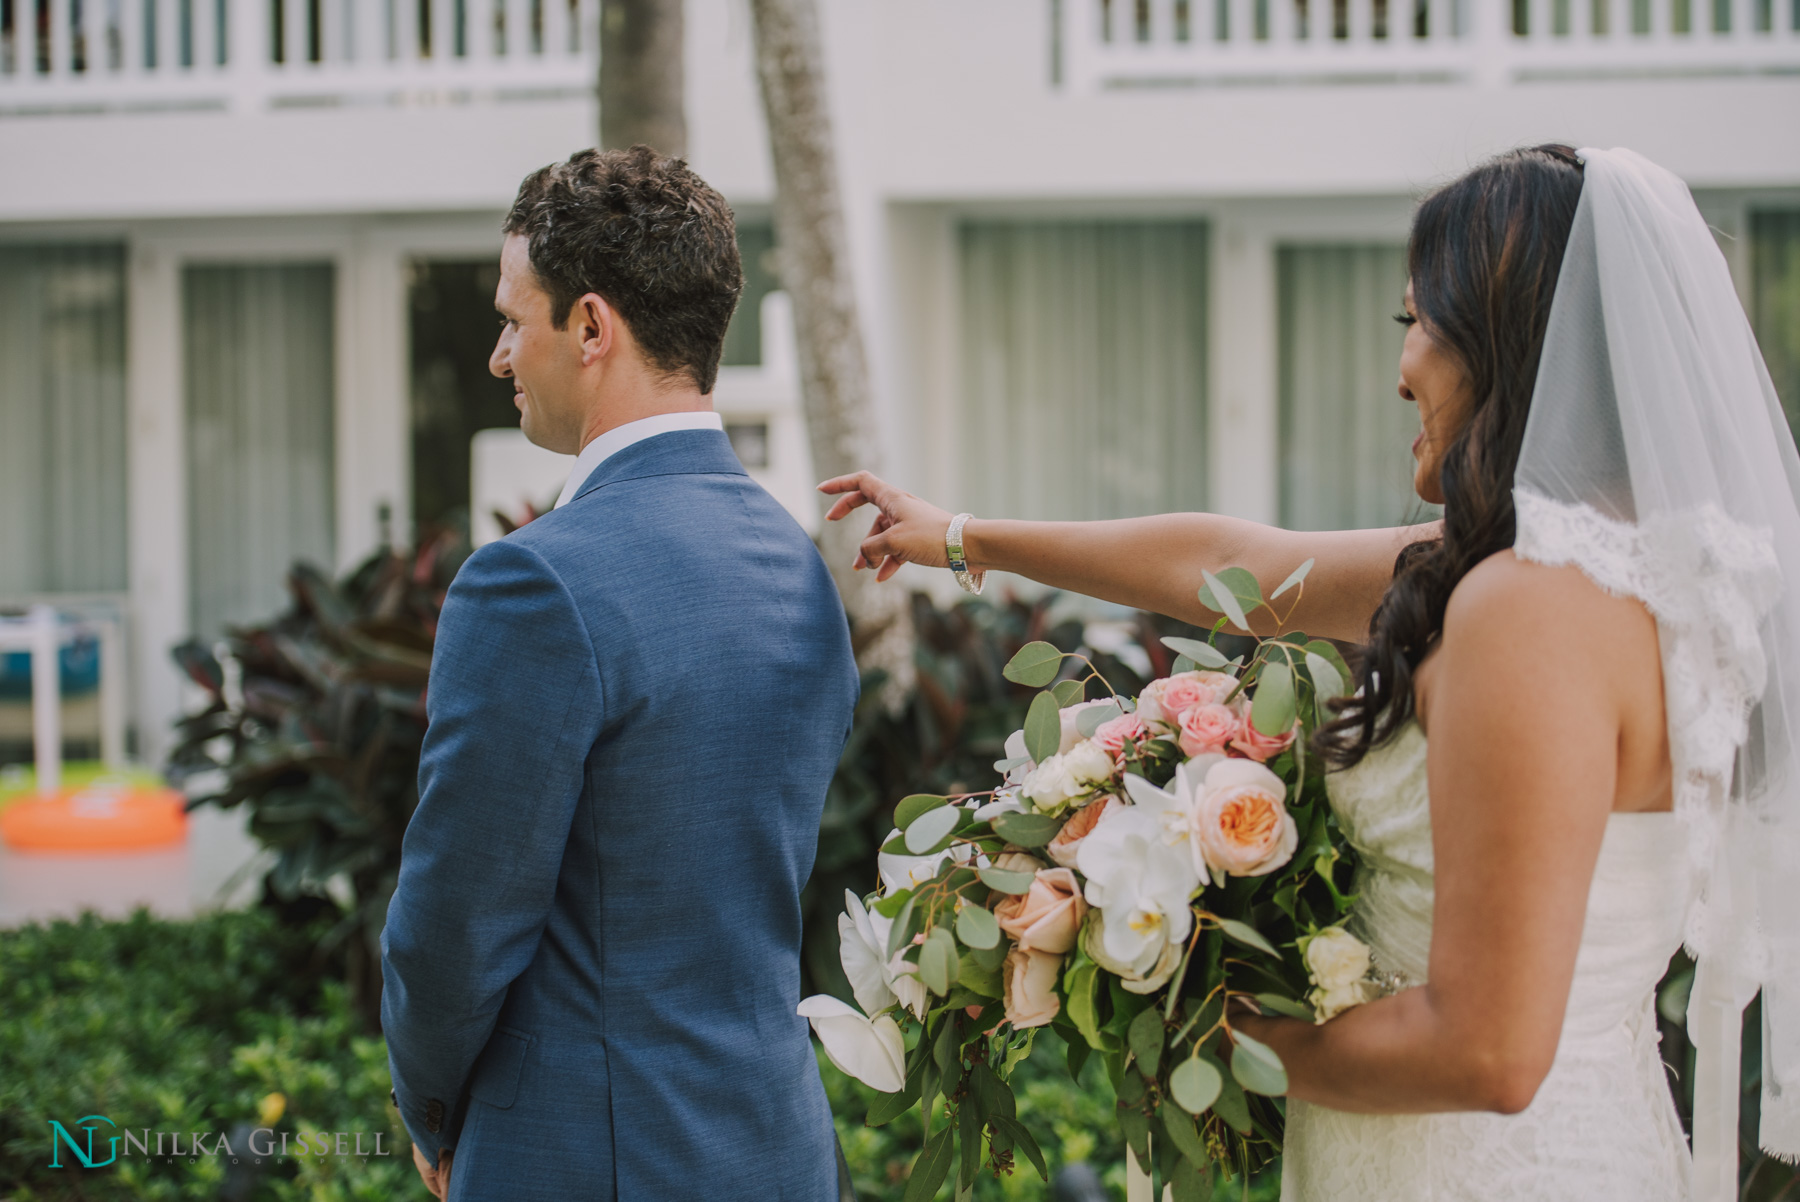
[1441,548,1659,672]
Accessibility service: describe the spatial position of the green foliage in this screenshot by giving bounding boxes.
[0,907,429,1201]
[166,533,471,1028]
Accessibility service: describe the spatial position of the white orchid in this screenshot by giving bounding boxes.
[1076,802,1201,981]
[1120,756,1221,882]
[998,729,1035,786]
[797,994,907,1093]
[837,889,929,1019]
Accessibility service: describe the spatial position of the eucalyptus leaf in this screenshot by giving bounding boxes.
[969,938,1009,972]
[1003,641,1065,687]
[1023,691,1062,765]
[1212,1065,1252,1133]
[956,953,1003,999]
[992,755,1031,775]
[1217,916,1281,958]
[904,803,962,855]
[956,902,1001,950]
[977,866,1037,895]
[1199,569,1252,633]
[1253,992,1317,1021]
[894,793,949,831]
[1077,701,1125,738]
[991,810,1061,849]
[919,931,951,995]
[1171,654,1197,674]
[1160,636,1230,669]
[1270,557,1316,600]
[1050,678,1087,708]
[1251,660,1297,737]
[1230,1030,1289,1096]
[1169,1055,1224,1115]
[885,895,918,959]
[1156,1099,1211,1166]
[1128,1006,1165,1079]
[1305,651,1346,704]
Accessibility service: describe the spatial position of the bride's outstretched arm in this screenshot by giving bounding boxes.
[1233,552,1668,1114]
[817,471,1438,644]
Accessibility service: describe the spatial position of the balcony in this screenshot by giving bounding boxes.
[0,0,598,116]
[1061,0,1799,88]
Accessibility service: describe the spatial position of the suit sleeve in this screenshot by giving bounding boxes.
[379,538,603,1159]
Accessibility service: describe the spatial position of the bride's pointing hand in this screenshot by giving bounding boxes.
[817,471,956,581]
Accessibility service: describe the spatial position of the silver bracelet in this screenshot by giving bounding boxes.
[946,513,986,596]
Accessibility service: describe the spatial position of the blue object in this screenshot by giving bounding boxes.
[0,631,100,700]
[381,430,859,1201]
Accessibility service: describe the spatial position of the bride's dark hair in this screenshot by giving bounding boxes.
[1317,144,1587,768]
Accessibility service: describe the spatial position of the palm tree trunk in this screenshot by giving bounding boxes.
[750,0,915,705]
[599,0,687,157]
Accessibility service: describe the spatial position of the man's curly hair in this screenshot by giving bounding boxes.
[503,146,744,395]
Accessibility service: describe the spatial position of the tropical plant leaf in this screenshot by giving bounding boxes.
[902,1126,956,1202]
[1128,1006,1165,1079]
[1253,992,1316,1021]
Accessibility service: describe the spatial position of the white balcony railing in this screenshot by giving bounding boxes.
[1062,0,1800,87]
[0,0,598,115]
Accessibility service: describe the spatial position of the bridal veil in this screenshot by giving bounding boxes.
[1511,147,1800,1197]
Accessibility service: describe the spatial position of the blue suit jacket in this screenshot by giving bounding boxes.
[381,429,859,1200]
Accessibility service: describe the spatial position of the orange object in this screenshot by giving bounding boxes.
[0,784,188,852]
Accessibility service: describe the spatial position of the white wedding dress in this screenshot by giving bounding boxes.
[1280,718,1694,1201]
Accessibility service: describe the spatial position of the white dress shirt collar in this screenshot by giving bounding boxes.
[554,410,725,508]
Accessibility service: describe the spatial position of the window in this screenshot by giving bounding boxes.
[1278,245,1437,531]
[1752,210,1800,440]
[721,220,781,368]
[0,244,128,597]
[959,220,1210,521]
[184,263,336,638]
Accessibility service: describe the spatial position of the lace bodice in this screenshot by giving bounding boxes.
[1280,720,1693,1201]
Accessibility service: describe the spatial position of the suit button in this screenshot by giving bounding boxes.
[425,1098,444,1133]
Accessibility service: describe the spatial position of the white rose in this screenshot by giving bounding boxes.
[1063,739,1115,788]
[1304,926,1373,993]
[1311,978,1377,1023]
[1021,754,1081,815]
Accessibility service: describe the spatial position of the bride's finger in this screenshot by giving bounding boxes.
[822,489,870,523]
[875,550,907,583]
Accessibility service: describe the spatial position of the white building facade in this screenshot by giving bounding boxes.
[1,0,1797,765]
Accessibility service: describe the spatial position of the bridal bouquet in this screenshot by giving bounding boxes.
[801,564,1371,1200]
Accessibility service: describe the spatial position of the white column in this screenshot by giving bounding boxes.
[336,230,411,567]
[1209,215,1280,525]
[48,0,72,78]
[127,239,189,771]
[98,614,127,769]
[30,606,63,796]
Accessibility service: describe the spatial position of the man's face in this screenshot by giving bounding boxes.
[490,234,586,455]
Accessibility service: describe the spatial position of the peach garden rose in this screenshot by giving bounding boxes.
[1045,796,1118,869]
[1230,709,1297,762]
[993,866,1088,954]
[1193,757,1298,884]
[1001,945,1063,1028]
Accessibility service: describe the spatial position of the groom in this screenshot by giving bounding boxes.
[380,146,859,1200]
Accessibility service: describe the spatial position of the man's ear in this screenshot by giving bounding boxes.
[573,293,615,368]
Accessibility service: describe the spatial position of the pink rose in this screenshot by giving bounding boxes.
[1002,945,1063,1029]
[1194,758,1298,881]
[993,867,1089,954]
[1139,671,1239,728]
[1092,713,1150,760]
[1045,796,1118,869]
[1177,703,1238,758]
[1230,709,1296,762]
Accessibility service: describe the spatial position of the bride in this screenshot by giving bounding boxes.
[818,145,1799,1201]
